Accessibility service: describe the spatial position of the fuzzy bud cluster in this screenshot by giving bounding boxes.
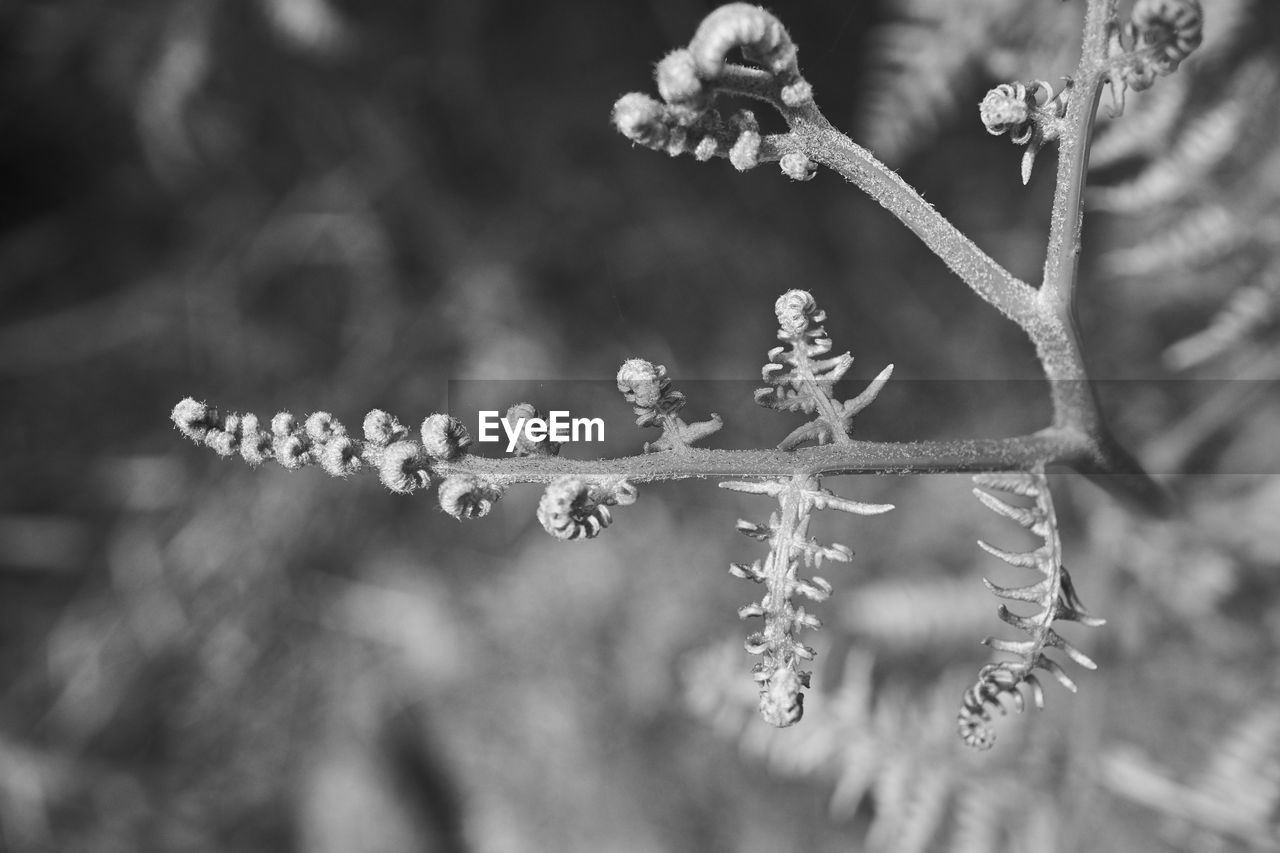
[612,3,818,181]
[978,80,1068,184]
[172,398,470,495]
[979,83,1036,140]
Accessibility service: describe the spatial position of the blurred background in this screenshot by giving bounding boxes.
[1,0,1278,850]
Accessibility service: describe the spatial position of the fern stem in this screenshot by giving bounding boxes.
[1041,0,1112,317]
[429,428,1090,487]
[781,109,1041,329]
[1037,0,1113,427]
[1025,0,1172,515]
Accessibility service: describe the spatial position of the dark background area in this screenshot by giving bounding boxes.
[1,1,1278,851]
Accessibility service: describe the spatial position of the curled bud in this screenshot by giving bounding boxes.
[304,412,345,443]
[612,92,674,150]
[758,665,808,727]
[171,398,217,443]
[420,414,472,461]
[537,477,636,541]
[269,412,312,469]
[774,289,817,336]
[362,410,407,447]
[1132,0,1202,70]
[271,412,297,438]
[616,358,667,410]
[378,441,428,494]
[438,475,503,520]
[779,152,816,182]
[780,80,812,108]
[979,83,1034,138]
[205,423,240,457]
[239,413,272,466]
[320,435,363,477]
[274,434,311,470]
[689,3,798,83]
[655,49,705,108]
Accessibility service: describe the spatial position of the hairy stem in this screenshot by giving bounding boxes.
[1025,0,1170,513]
[784,109,1042,329]
[432,428,1090,486]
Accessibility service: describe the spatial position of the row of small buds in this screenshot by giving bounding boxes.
[171,399,361,476]
[174,397,511,517]
[537,477,638,541]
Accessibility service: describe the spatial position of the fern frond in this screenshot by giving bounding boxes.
[867,760,953,853]
[1089,74,1190,170]
[754,290,893,450]
[958,468,1104,750]
[719,476,891,727]
[1101,201,1254,277]
[1165,256,1280,369]
[1101,703,1280,849]
[1192,0,1254,66]
[1090,59,1267,212]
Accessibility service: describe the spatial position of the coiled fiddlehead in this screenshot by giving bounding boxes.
[979,79,1070,184]
[958,468,1105,749]
[755,290,893,451]
[1107,0,1204,114]
[536,477,638,541]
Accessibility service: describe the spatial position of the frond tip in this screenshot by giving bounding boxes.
[755,290,893,450]
[616,358,722,452]
[721,475,891,727]
[958,468,1104,750]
